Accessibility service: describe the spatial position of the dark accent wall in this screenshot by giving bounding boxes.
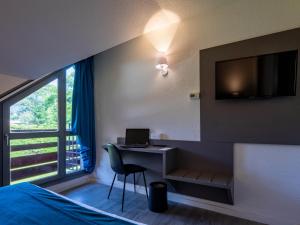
[200,28,300,144]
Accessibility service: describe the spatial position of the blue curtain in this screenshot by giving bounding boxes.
[71,57,95,172]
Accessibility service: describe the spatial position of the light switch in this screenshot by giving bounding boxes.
[189,92,200,100]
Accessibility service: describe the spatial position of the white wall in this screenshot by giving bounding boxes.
[234,144,300,225]
[93,1,300,224]
[0,73,26,95]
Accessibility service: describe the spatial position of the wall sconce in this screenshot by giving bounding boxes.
[156,56,168,77]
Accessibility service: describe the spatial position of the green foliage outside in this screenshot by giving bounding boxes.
[10,67,75,131]
[66,68,74,129]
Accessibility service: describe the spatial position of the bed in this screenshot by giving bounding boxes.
[0,182,144,225]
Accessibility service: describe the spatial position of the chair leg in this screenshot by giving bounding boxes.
[142,171,148,199]
[122,175,127,212]
[133,173,136,193]
[107,173,116,199]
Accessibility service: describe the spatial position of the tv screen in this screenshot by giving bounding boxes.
[215,50,298,99]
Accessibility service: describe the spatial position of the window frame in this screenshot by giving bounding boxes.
[1,68,86,186]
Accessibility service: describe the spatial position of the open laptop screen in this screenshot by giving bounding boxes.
[125,129,150,145]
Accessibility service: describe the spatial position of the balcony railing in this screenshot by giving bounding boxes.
[66,135,82,173]
[10,133,81,184]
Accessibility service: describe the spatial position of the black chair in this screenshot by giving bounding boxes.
[105,143,148,211]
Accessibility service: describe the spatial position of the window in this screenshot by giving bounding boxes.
[2,67,83,185]
[66,66,75,130]
[10,79,58,131]
[65,66,81,174]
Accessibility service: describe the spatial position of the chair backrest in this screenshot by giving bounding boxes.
[106,144,125,174]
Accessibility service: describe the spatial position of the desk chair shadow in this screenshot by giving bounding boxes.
[105,144,148,212]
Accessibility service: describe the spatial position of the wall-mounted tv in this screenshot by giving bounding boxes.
[215,50,298,99]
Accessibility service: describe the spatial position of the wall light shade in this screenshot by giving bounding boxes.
[156,56,168,76]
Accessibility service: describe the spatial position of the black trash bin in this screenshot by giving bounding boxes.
[148,181,168,212]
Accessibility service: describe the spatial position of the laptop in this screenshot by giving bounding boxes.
[122,128,150,148]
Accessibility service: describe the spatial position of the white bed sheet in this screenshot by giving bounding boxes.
[43,186,146,225]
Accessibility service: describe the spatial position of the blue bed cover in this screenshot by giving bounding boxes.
[0,182,135,225]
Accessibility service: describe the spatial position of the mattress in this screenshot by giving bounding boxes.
[0,182,144,225]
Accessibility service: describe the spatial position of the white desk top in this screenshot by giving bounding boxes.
[116,145,176,154]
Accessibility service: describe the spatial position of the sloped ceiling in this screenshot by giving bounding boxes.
[0,0,231,79]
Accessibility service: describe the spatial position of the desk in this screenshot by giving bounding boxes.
[116,144,233,203]
[116,145,174,154]
[106,142,234,204]
[115,145,177,180]
[105,142,233,204]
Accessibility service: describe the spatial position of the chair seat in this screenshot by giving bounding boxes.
[124,164,146,174]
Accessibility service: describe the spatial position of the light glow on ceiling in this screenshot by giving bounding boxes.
[143,10,180,53]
